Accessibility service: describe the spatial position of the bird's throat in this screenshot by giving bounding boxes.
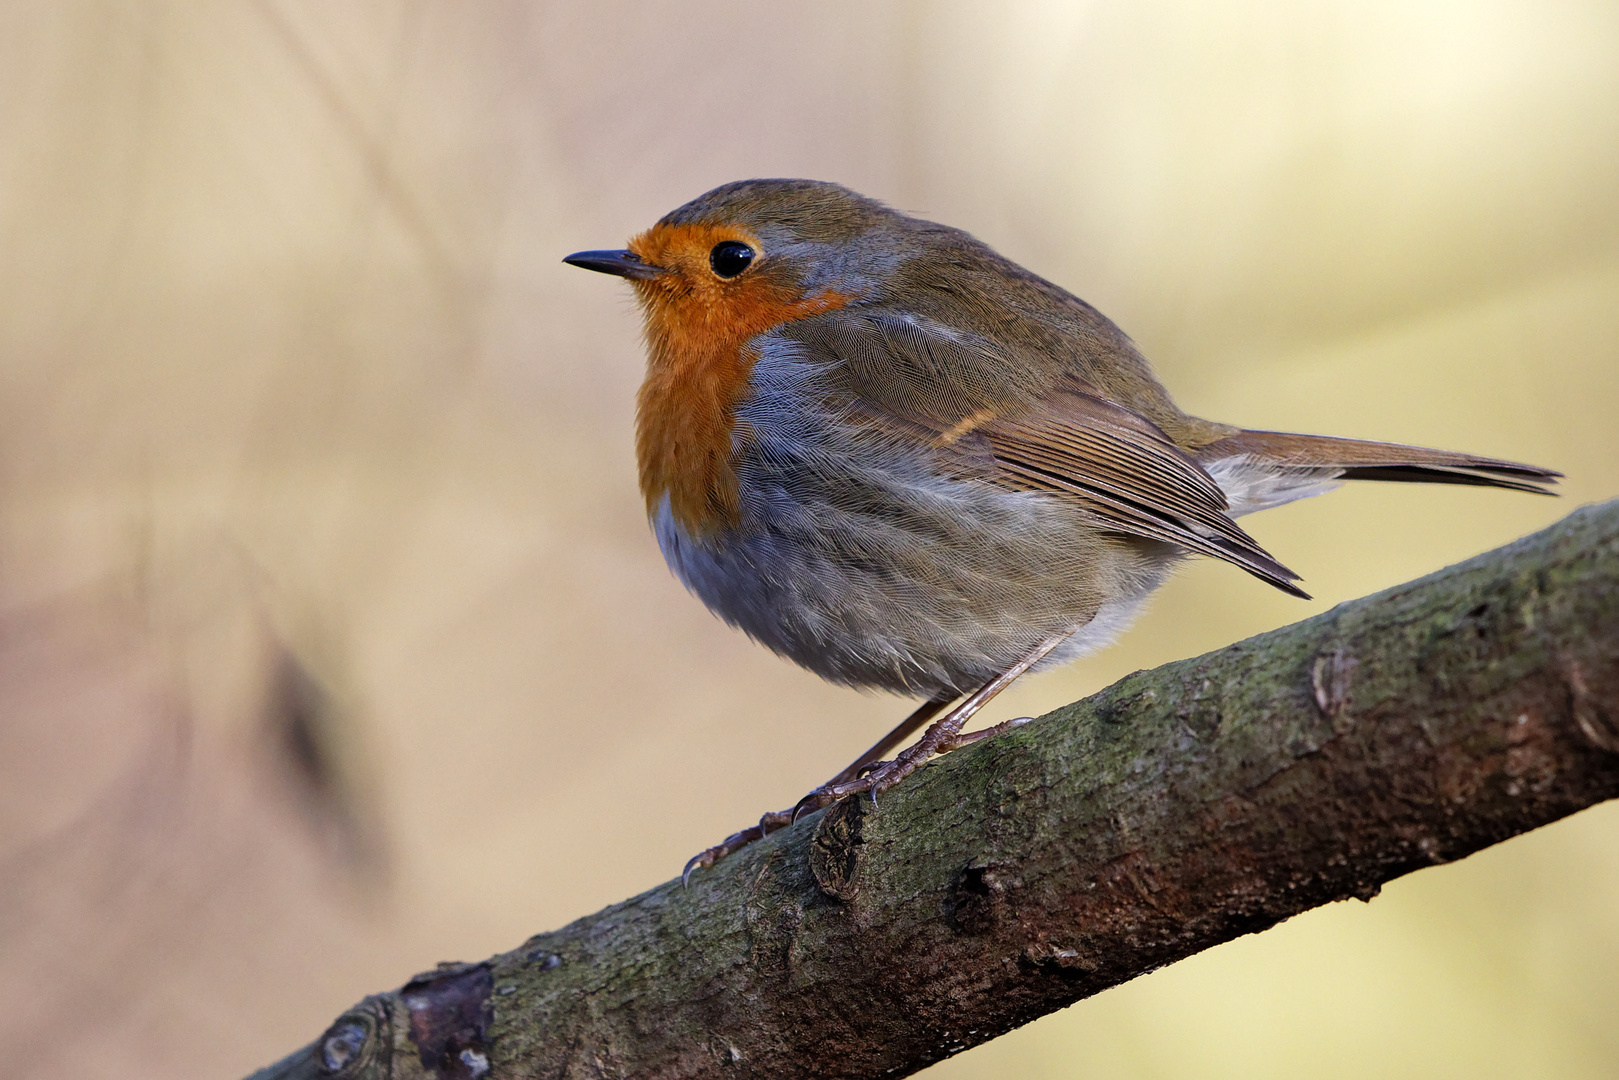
[632,266,849,538]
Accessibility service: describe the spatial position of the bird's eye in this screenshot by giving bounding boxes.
[709,241,755,278]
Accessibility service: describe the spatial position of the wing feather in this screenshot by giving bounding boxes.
[982,390,1308,596]
[797,310,1309,595]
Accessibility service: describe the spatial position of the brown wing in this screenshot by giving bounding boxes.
[798,310,1310,597]
[972,386,1310,597]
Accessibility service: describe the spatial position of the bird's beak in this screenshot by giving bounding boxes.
[562,249,666,280]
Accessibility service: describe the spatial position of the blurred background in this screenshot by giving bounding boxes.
[0,2,1615,1077]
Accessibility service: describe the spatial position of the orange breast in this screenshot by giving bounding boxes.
[630,223,849,537]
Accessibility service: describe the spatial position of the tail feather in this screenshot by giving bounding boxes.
[1335,464,1553,494]
[1195,430,1560,516]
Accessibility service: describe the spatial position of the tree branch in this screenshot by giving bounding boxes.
[249,501,1619,1080]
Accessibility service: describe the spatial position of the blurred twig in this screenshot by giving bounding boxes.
[249,501,1619,1080]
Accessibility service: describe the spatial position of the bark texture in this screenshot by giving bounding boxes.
[250,501,1619,1080]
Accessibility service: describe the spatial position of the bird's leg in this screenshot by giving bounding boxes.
[681,634,1068,884]
[820,631,1072,803]
[682,694,956,884]
[809,692,957,794]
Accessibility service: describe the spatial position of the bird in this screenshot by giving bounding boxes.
[563,179,1559,879]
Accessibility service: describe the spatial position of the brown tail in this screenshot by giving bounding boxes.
[1197,430,1561,496]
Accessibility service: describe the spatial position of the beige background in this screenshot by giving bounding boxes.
[1,3,1615,1077]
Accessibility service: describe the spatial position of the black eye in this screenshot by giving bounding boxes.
[709,241,755,278]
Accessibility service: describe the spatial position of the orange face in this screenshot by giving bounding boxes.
[628,222,849,537]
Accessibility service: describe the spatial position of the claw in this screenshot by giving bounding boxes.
[682,823,765,887]
[791,792,823,823]
[681,851,711,888]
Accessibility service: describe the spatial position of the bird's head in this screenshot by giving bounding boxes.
[564,179,913,349]
[561,180,925,537]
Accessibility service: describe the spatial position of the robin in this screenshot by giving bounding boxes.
[564,179,1558,879]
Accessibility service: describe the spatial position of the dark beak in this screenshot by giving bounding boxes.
[562,249,665,280]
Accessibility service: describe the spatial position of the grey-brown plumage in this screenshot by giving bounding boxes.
[568,178,1560,869]
[586,179,1565,696]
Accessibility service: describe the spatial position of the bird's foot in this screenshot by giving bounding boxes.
[681,807,797,886]
[815,714,1035,803]
[948,713,1036,749]
[680,715,1038,885]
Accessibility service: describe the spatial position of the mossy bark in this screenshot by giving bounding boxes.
[250,501,1619,1080]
